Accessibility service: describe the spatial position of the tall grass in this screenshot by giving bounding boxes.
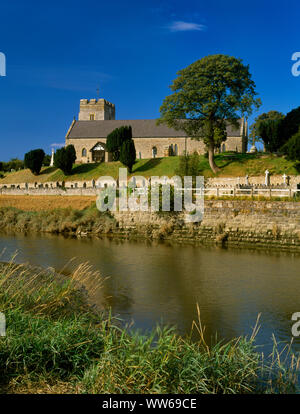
[0,204,116,235]
[0,259,300,394]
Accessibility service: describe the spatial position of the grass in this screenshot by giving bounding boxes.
[1,153,299,184]
[0,195,96,211]
[0,260,299,394]
[1,260,299,394]
[0,204,116,234]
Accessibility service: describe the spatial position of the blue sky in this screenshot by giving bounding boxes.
[0,0,299,160]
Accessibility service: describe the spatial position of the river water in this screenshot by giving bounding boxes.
[1,232,300,354]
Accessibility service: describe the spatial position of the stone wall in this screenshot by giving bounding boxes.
[110,200,300,250]
[206,175,300,188]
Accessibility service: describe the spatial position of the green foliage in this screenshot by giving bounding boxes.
[257,118,283,152]
[281,128,300,161]
[250,111,284,146]
[279,106,300,144]
[24,149,45,175]
[158,54,261,173]
[0,309,104,382]
[43,154,51,166]
[176,151,203,178]
[119,138,136,173]
[106,126,132,161]
[54,145,76,175]
[0,158,24,173]
[0,259,299,393]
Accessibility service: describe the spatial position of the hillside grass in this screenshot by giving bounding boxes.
[0,260,299,394]
[1,153,299,184]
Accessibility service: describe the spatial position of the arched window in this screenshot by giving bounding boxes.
[82,148,87,157]
[152,147,157,158]
[174,144,178,156]
[222,144,226,153]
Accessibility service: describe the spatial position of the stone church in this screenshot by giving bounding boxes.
[65,98,248,164]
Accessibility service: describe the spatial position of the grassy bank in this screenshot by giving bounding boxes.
[1,153,299,184]
[0,260,299,394]
[0,204,115,235]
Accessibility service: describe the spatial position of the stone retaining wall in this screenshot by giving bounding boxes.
[110,200,300,250]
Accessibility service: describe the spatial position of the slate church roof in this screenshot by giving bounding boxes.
[66,119,243,139]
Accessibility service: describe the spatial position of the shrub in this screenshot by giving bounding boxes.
[120,138,136,173]
[281,128,300,161]
[54,145,76,175]
[106,126,132,161]
[24,149,45,175]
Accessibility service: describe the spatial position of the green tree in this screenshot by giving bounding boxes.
[281,127,300,161]
[158,54,261,173]
[119,138,136,173]
[106,126,132,161]
[257,118,283,152]
[249,111,284,148]
[176,151,202,178]
[278,106,300,145]
[24,149,45,175]
[43,154,51,166]
[54,145,76,175]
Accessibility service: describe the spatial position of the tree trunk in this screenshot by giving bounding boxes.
[208,144,221,174]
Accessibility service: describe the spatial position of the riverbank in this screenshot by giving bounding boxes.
[0,199,300,250]
[0,260,299,394]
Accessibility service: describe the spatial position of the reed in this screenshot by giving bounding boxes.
[0,259,299,394]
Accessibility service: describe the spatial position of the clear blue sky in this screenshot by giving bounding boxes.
[0,0,299,161]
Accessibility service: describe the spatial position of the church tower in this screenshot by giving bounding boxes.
[78,98,115,121]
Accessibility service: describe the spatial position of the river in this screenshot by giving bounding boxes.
[1,231,300,354]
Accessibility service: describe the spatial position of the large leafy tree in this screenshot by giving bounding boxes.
[24,149,45,175]
[249,111,284,148]
[54,145,76,175]
[158,54,261,173]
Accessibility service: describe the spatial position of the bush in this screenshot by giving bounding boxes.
[106,126,132,161]
[278,106,300,145]
[24,149,45,175]
[281,128,300,161]
[120,138,136,173]
[54,145,76,175]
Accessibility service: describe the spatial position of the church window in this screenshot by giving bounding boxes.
[222,144,226,153]
[90,113,95,120]
[152,147,157,158]
[174,144,178,156]
[82,148,87,157]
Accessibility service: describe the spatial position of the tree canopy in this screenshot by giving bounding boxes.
[281,127,300,162]
[158,54,261,173]
[249,111,284,147]
[24,149,45,175]
[278,106,300,145]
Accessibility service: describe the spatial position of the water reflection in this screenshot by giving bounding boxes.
[0,231,300,354]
